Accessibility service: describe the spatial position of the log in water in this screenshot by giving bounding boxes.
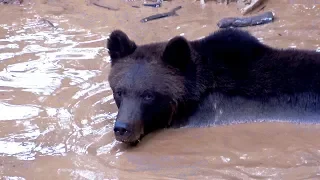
[217,11,275,28]
[140,6,182,23]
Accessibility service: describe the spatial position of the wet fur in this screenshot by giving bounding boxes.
[185,29,320,126]
[107,28,320,141]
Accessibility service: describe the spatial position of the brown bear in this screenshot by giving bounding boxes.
[107,28,320,145]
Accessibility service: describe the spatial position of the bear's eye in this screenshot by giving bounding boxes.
[142,93,155,101]
[115,90,122,97]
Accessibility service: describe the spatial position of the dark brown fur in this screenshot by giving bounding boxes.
[107,28,320,145]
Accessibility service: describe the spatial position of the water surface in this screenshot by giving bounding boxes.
[1,0,320,179]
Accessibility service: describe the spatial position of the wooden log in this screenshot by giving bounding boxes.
[217,11,275,28]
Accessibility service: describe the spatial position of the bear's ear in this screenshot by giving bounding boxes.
[162,36,192,72]
[107,30,137,63]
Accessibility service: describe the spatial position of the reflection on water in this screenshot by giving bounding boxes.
[0,0,114,164]
[0,103,41,120]
[0,0,320,179]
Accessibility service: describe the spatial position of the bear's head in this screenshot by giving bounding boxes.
[107,30,198,145]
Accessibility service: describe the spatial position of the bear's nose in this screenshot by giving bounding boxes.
[114,121,130,136]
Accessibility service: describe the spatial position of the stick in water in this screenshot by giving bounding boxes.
[92,2,119,11]
[240,0,265,15]
[140,6,182,23]
[217,11,275,28]
[143,0,163,8]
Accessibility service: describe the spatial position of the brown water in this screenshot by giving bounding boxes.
[1,0,320,179]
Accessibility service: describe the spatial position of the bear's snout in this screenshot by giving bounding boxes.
[113,121,142,144]
[114,121,130,136]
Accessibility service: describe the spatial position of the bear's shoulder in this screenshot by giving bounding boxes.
[191,28,268,62]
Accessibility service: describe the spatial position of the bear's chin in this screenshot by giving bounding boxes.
[118,139,141,146]
[115,134,144,146]
[128,140,140,146]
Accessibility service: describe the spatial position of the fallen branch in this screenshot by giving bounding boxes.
[143,0,163,8]
[0,0,22,4]
[240,0,265,15]
[217,11,275,28]
[40,19,55,27]
[92,2,119,11]
[140,6,182,23]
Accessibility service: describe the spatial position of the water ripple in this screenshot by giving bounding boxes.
[0,9,110,162]
[0,102,42,121]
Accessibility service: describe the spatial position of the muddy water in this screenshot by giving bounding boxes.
[1,0,320,179]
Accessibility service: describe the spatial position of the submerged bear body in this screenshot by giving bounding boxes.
[107,28,320,144]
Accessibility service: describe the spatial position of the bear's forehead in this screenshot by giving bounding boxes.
[109,61,184,96]
[132,43,166,60]
[114,62,165,89]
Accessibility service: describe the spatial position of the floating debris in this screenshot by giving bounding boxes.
[240,0,265,15]
[0,0,22,4]
[39,18,58,30]
[92,2,119,11]
[143,0,163,8]
[140,6,182,23]
[217,11,274,28]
